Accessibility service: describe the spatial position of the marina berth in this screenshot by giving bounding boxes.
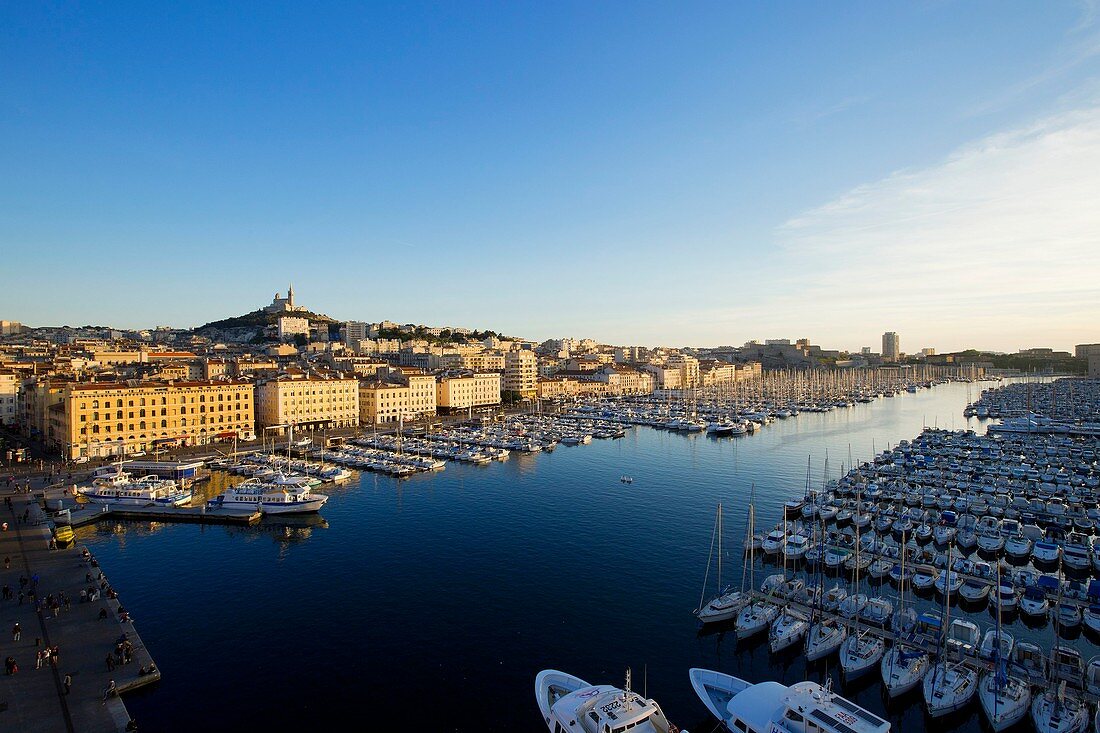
[689,669,890,733]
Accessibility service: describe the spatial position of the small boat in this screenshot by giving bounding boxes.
[1019,587,1050,619]
[535,669,680,733]
[1030,683,1088,733]
[53,525,75,547]
[805,617,848,661]
[978,667,1031,732]
[769,608,809,653]
[840,632,885,680]
[735,601,779,639]
[689,668,889,733]
[619,475,633,484]
[881,646,930,698]
[923,662,978,717]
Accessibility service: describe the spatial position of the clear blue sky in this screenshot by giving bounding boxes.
[3,1,1098,352]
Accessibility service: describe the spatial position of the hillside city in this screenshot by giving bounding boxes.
[1,286,1097,463]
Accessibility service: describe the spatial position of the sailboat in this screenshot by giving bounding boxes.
[881,529,930,697]
[806,501,847,661]
[979,563,1030,730]
[737,492,779,638]
[1031,580,1088,733]
[839,477,884,680]
[696,502,749,624]
[922,543,978,717]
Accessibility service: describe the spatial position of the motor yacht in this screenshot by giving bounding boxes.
[689,669,889,733]
[536,669,680,733]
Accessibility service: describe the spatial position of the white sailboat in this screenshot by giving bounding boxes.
[840,478,884,680]
[881,530,929,697]
[696,502,749,624]
[978,563,1030,731]
[922,544,978,717]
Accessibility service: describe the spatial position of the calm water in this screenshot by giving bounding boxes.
[76,379,1088,732]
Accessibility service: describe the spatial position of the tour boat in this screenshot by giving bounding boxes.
[689,669,890,733]
[79,475,192,507]
[536,669,680,733]
[207,479,328,515]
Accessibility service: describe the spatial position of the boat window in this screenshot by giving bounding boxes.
[786,710,804,723]
[734,720,747,732]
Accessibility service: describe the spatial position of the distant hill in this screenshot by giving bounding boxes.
[195,308,337,333]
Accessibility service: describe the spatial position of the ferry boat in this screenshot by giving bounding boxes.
[689,668,889,733]
[535,669,681,733]
[207,479,328,515]
[78,475,192,507]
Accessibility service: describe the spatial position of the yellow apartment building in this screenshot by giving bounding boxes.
[54,379,255,459]
[255,375,359,433]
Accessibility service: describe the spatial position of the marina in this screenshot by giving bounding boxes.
[46,377,1100,732]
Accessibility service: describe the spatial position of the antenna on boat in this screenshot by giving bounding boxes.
[623,667,632,707]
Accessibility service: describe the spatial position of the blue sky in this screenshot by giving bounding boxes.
[2,1,1098,352]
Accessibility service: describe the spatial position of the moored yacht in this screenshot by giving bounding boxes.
[689,669,889,733]
[79,475,192,507]
[536,669,681,733]
[207,478,328,515]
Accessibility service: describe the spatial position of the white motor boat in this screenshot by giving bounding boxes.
[934,569,963,597]
[1004,533,1033,560]
[911,565,938,591]
[689,668,889,733]
[805,618,848,661]
[881,646,929,698]
[947,619,981,656]
[1030,684,1088,733]
[821,584,848,613]
[995,583,1019,613]
[79,475,192,507]
[958,579,991,604]
[1084,604,1100,634]
[839,632,885,680]
[783,534,810,561]
[923,662,978,717]
[1019,587,1050,619]
[769,609,809,653]
[978,629,1013,662]
[207,479,329,515]
[978,668,1031,732]
[1031,540,1061,565]
[535,669,680,733]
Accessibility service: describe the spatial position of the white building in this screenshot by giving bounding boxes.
[278,317,311,339]
[504,350,537,398]
[0,371,18,425]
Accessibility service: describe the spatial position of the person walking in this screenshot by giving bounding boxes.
[106,652,115,672]
[64,673,72,695]
[11,622,20,642]
[102,679,116,704]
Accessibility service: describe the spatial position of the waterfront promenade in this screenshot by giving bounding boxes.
[0,480,156,732]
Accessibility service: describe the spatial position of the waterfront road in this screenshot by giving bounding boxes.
[0,488,157,732]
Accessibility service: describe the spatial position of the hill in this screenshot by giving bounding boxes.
[195,308,337,333]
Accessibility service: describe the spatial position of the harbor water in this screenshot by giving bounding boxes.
[75,379,1086,731]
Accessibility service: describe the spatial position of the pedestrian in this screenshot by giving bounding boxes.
[17,590,24,605]
[3,555,8,569]
[98,607,108,619]
[4,656,16,675]
[50,646,58,667]
[101,679,116,704]
[35,650,43,669]
[105,652,115,672]
[11,622,20,642]
[64,672,72,695]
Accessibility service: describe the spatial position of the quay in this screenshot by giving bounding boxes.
[0,487,158,732]
[62,504,261,529]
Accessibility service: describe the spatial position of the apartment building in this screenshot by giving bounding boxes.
[255,374,359,432]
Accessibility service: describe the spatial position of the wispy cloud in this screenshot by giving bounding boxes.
[759,105,1100,352]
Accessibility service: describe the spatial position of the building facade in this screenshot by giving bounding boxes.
[0,370,18,425]
[436,373,502,412]
[55,380,255,459]
[254,375,358,434]
[503,350,537,398]
[882,332,900,361]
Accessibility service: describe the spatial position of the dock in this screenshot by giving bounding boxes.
[61,504,261,528]
[1,490,159,732]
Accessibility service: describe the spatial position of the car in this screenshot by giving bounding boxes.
[74,456,89,464]
[130,451,147,457]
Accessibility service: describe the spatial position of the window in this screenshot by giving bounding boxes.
[92,400,99,409]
